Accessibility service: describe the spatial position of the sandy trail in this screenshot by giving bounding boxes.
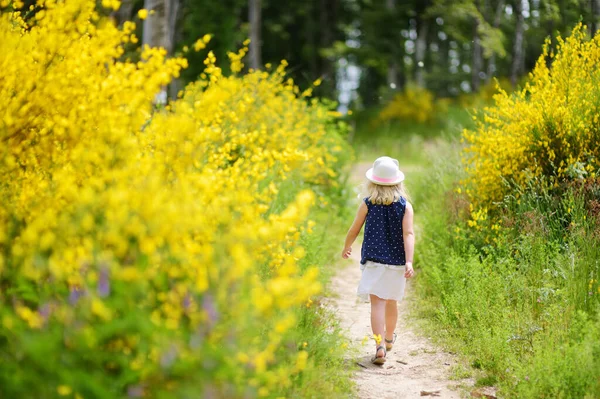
[326,162,471,399]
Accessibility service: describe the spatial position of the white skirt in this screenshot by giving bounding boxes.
[357,261,406,302]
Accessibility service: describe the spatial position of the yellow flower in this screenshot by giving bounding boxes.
[193,39,207,51]
[462,24,600,222]
[295,351,308,372]
[0,1,352,392]
[91,299,112,321]
[57,385,72,396]
[373,334,382,346]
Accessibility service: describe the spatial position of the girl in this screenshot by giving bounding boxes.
[342,156,415,365]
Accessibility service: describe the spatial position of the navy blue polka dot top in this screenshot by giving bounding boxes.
[360,196,407,266]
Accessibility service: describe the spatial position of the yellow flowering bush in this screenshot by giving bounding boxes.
[0,1,351,397]
[378,85,449,124]
[462,24,600,217]
[457,77,512,109]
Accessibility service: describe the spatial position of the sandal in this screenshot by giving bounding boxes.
[385,333,397,351]
[371,345,387,365]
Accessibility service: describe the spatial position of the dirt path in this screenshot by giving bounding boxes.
[327,162,472,399]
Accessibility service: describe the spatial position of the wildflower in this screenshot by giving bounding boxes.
[373,334,382,346]
[0,1,351,393]
[295,351,308,372]
[91,299,112,321]
[194,39,207,51]
[463,24,600,218]
[57,385,72,396]
[97,268,110,298]
[202,294,219,327]
[160,345,178,369]
[127,385,144,398]
[69,287,86,305]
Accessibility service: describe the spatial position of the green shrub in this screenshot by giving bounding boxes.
[415,138,600,398]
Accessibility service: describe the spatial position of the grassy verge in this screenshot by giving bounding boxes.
[349,103,600,397]
[413,133,600,398]
[349,105,472,163]
[281,205,356,397]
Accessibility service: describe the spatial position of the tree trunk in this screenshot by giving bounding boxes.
[472,0,486,91]
[319,0,335,94]
[386,0,399,90]
[143,0,180,104]
[306,4,318,79]
[143,0,178,53]
[249,0,262,70]
[112,0,135,26]
[472,15,483,91]
[486,0,505,83]
[511,0,525,88]
[592,0,600,37]
[415,17,429,88]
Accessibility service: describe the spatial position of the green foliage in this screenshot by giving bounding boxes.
[350,104,472,163]
[511,311,600,398]
[415,135,600,397]
[177,0,246,81]
[428,0,506,59]
[176,0,348,97]
[378,86,450,125]
[0,4,356,396]
[462,26,600,220]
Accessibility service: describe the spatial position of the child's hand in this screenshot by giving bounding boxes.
[404,263,415,278]
[342,247,352,259]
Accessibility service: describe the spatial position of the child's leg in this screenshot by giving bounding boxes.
[385,300,398,341]
[370,294,386,356]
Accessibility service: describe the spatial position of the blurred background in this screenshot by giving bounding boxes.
[106,0,600,112]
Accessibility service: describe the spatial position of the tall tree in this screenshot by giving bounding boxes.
[472,0,483,91]
[486,0,505,82]
[143,0,179,54]
[112,0,135,27]
[143,0,181,103]
[511,0,525,87]
[429,0,505,90]
[415,0,432,88]
[249,0,262,69]
[592,0,600,36]
[319,0,337,94]
[386,0,399,89]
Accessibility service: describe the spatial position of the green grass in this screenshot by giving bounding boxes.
[310,104,475,398]
[348,105,472,164]
[350,103,600,398]
[277,183,356,397]
[408,129,600,397]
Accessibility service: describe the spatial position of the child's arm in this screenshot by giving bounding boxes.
[403,202,415,278]
[342,201,368,259]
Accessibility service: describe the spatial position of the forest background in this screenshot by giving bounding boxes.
[106,0,600,109]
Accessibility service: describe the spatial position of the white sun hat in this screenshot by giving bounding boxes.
[365,156,405,186]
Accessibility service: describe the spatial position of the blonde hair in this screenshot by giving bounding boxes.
[366,181,411,205]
